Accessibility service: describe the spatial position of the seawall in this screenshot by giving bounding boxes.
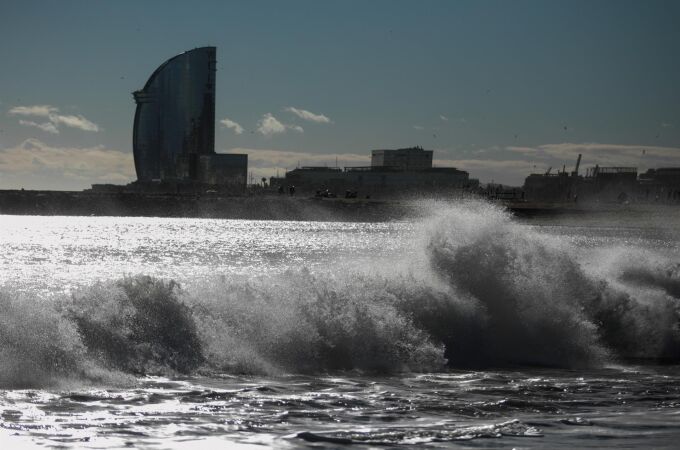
[0,190,676,223]
[0,190,414,222]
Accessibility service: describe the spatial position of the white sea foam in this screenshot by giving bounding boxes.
[0,201,678,387]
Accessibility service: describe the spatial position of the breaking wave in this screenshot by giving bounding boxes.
[0,201,678,387]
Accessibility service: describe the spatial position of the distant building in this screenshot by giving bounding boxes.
[132,47,246,190]
[521,152,679,204]
[285,167,345,191]
[585,166,637,202]
[523,171,578,202]
[284,147,472,197]
[638,168,680,202]
[371,146,433,170]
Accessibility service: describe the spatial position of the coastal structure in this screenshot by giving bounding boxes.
[523,154,679,204]
[639,168,680,202]
[284,146,474,197]
[583,166,638,202]
[523,154,582,202]
[132,47,247,191]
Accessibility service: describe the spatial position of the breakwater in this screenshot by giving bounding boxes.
[0,189,675,222]
[0,190,413,221]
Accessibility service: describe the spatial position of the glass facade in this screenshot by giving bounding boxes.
[133,47,216,181]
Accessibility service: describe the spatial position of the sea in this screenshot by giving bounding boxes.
[1,200,679,449]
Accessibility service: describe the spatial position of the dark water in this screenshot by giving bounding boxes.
[1,200,679,448]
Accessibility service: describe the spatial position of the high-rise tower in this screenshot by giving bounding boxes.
[132,47,217,182]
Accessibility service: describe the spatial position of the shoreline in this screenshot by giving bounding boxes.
[0,189,677,222]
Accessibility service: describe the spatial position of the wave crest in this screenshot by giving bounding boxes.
[0,200,678,387]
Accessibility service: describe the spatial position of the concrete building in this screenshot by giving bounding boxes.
[371,146,433,170]
[132,47,246,190]
[284,147,472,197]
[524,164,638,203]
[523,155,583,202]
[585,166,638,202]
[523,171,578,202]
[638,168,680,202]
[522,154,680,204]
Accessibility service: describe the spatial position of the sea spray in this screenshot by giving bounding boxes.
[419,200,680,363]
[421,201,609,366]
[188,269,447,374]
[67,276,204,374]
[0,200,678,388]
[0,291,87,388]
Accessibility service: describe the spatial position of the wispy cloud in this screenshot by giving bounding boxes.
[219,117,244,135]
[256,113,304,136]
[436,141,680,185]
[9,105,56,117]
[439,115,449,122]
[413,125,424,130]
[225,141,680,186]
[8,104,99,133]
[284,107,332,124]
[18,120,59,134]
[0,138,134,190]
[506,142,680,167]
[50,114,99,131]
[661,122,674,128]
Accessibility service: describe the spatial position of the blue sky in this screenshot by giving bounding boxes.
[1,0,679,189]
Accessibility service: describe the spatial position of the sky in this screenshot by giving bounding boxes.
[1,0,679,189]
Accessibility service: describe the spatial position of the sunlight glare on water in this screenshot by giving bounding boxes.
[0,215,410,294]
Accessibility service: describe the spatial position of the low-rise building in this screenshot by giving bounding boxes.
[638,168,680,202]
[284,147,472,197]
[371,146,433,170]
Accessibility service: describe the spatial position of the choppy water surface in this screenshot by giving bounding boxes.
[1,201,679,448]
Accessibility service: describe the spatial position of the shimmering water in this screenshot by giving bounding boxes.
[1,200,679,448]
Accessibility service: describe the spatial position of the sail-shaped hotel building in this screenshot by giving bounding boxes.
[132,47,246,189]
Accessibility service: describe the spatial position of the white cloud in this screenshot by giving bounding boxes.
[8,104,100,133]
[256,113,304,136]
[0,138,134,190]
[257,113,286,135]
[661,122,673,128]
[9,105,57,117]
[284,107,332,124]
[49,114,99,132]
[219,117,244,135]
[18,120,59,134]
[413,125,424,130]
[439,115,449,122]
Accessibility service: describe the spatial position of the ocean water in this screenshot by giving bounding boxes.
[0,200,679,448]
